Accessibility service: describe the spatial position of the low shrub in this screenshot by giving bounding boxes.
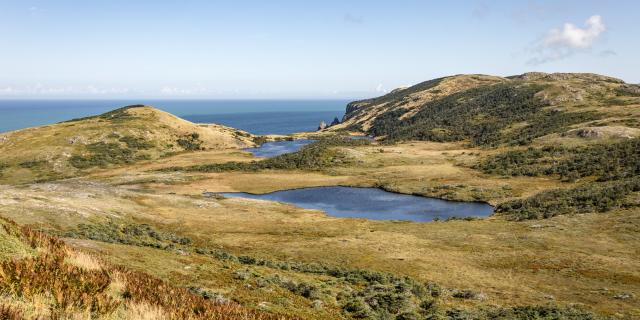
[18,160,47,169]
[69,142,136,169]
[177,133,203,151]
[479,138,640,182]
[118,136,154,150]
[496,178,640,220]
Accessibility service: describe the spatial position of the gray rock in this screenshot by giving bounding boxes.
[317,121,327,131]
[613,293,634,300]
[311,299,324,309]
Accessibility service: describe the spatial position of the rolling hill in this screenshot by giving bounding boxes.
[0,105,255,184]
[329,72,640,147]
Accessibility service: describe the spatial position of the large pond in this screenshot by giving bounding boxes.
[244,139,315,158]
[220,186,494,222]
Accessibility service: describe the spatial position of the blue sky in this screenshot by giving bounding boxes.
[0,0,638,99]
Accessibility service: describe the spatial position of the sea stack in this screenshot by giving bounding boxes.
[317,121,327,131]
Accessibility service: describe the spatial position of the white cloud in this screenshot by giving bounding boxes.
[375,83,387,94]
[527,15,606,65]
[544,15,605,49]
[160,85,213,96]
[0,84,131,96]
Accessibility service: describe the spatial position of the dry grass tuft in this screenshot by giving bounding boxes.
[124,302,169,320]
[65,249,103,271]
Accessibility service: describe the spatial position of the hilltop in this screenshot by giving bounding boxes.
[0,105,256,184]
[329,72,640,146]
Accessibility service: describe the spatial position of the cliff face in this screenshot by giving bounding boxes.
[330,72,640,146]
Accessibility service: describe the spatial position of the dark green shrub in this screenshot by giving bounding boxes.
[479,138,640,181]
[0,163,7,177]
[366,82,599,147]
[69,142,136,169]
[119,136,154,150]
[496,178,640,220]
[18,160,47,169]
[177,133,203,151]
[253,136,268,145]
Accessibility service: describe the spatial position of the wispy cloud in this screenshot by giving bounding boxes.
[471,1,490,20]
[0,84,132,96]
[343,13,363,24]
[159,85,214,96]
[598,49,617,58]
[527,15,606,65]
[511,1,561,24]
[375,83,387,94]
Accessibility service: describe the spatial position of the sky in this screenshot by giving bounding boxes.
[0,0,638,99]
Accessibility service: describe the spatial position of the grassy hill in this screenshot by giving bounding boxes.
[0,105,255,184]
[330,72,640,147]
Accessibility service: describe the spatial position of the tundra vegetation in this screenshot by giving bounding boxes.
[0,73,639,319]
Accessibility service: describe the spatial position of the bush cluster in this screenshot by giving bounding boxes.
[0,162,8,177]
[18,160,47,169]
[177,133,203,151]
[366,82,598,147]
[496,178,640,220]
[69,142,137,169]
[64,220,191,249]
[118,136,155,150]
[479,138,640,182]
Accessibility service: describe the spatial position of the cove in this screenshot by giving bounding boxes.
[244,139,315,158]
[220,186,494,222]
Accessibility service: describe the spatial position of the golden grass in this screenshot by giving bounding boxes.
[0,216,298,320]
[1,138,639,318]
[65,249,103,271]
[122,302,168,320]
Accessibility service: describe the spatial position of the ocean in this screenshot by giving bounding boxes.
[0,100,349,135]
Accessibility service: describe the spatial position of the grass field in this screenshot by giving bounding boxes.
[1,139,638,318]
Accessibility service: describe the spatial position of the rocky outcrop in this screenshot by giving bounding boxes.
[317,121,327,131]
[318,117,341,131]
[565,126,640,140]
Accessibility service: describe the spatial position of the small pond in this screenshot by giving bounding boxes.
[244,139,315,158]
[220,186,494,222]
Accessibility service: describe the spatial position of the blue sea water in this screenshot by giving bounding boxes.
[0,100,348,135]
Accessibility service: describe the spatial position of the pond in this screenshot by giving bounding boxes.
[244,139,315,158]
[220,186,494,222]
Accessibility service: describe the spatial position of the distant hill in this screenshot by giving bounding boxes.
[329,72,640,146]
[0,105,255,183]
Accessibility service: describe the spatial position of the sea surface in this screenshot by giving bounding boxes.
[221,186,494,222]
[0,100,348,135]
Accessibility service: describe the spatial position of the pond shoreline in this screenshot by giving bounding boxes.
[215,185,495,222]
